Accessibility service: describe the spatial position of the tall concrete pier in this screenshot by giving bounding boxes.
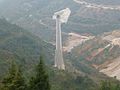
[55,15,65,70]
[53,8,71,70]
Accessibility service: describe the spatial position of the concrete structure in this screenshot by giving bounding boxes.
[53,8,71,70]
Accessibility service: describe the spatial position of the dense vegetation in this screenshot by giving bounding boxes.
[28,56,50,90]
[0,57,50,90]
[0,57,120,90]
[0,18,98,90]
[1,62,26,90]
[0,18,54,78]
[100,80,120,90]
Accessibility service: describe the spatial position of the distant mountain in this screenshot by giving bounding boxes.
[0,0,120,42]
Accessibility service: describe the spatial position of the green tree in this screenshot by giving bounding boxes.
[114,83,120,90]
[1,62,26,90]
[99,80,120,90]
[29,56,50,90]
[100,80,112,90]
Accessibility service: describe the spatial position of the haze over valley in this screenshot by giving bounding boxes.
[0,0,120,90]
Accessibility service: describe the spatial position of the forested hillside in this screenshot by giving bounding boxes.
[0,18,54,78]
[0,1,120,89]
[0,18,98,90]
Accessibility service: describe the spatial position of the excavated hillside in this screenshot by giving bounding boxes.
[70,30,120,80]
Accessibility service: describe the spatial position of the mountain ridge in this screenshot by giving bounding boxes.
[0,0,120,42]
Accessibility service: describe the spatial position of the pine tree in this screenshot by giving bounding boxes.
[1,62,26,90]
[99,80,120,90]
[100,80,112,90]
[29,56,50,90]
[114,83,120,90]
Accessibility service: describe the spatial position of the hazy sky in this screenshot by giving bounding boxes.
[0,0,3,2]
